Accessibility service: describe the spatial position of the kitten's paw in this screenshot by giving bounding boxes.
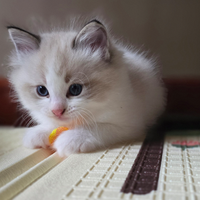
[53,130,97,157]
[23,127,50,149]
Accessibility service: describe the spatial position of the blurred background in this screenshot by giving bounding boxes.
[0,0,200,127]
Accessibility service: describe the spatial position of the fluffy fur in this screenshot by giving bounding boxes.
[7,19,165,157]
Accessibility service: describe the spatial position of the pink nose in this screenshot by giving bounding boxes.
[52,109,65,117]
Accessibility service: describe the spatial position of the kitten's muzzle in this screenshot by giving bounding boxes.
[52,109,66,117]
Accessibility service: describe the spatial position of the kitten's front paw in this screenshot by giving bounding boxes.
[53,130,97,157]
[23,127,50,149]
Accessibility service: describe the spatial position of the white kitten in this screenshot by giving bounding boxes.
[7,19,165,157]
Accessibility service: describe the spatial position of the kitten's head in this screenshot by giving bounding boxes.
[8,20,120,128]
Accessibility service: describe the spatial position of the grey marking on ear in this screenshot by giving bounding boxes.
[7,26,41,55]
[84,19,103,26]
[73,20,110,61]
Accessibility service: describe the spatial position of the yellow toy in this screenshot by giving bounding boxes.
[49,126,69,145]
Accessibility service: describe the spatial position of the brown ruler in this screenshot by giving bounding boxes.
[121,134,164,194]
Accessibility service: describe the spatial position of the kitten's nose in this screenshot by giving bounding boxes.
[52,109,66,117]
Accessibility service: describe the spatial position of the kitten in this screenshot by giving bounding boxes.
[7,19,165,157]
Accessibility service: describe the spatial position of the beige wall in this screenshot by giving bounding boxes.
[0,0,200,78]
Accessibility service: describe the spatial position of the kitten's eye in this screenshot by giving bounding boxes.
[68,84,82,96]
[37,86,49,97]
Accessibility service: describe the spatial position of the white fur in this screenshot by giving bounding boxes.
[8,20,165,157]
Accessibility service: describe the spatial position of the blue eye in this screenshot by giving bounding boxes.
[37,86,49,97]
[69,84,82,96]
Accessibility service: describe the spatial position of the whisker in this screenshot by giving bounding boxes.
[78,111,93,133]
[14,114,25,127]
[76,107,99,137]
[26,118,34,127]
[73,108,93,134]
[17,113,30,127]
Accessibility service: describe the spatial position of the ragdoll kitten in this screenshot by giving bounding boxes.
[7,19,165,157]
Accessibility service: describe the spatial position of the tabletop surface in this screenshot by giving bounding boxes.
[0,127,200,200]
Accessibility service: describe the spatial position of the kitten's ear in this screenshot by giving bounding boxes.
[73,20,110,60]
[7,26,40,56]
